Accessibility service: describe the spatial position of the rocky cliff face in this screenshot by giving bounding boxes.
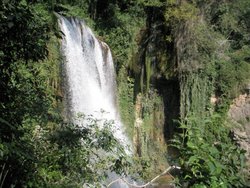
[228,94,250,177]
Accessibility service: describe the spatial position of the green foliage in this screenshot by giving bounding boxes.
[208,0,250,100]
[165,0,198,24]
[22,115,130,188]
[0,38,61,188]
[171,115,247,187]
[95,2,145,70]
[118,67,135,138]
[0,0,53,122]
[0,1,60,187]
[137,0,164,7]
[0,2,59,186]
[1,113,130,187]
[0,1,141,187]
[179,71,214,119]
[216,51,250,99]
[0,0,49,63]
[135,90,167,178]
[128,156,152,180]
[1,0,250,187]
[161,1,250,187]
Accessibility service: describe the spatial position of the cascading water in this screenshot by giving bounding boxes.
[58,15,129,144]
[58,15,131,187]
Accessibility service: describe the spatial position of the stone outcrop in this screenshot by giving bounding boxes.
[228,94,250,177]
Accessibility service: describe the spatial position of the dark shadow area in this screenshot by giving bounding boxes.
[156,78,180,142]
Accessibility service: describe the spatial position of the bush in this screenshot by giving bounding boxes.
[171,114,247,187]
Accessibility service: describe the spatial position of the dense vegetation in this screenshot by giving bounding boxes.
[0,1,130,187]
[1,0,250,187]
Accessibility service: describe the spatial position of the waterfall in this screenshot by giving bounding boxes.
[59,17,114,119]
[58,15,128,143]
[58,15,130,188]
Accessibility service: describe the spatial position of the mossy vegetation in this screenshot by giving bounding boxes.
[1,0,250,187]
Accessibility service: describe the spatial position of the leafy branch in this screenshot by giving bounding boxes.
[107,165,180,188]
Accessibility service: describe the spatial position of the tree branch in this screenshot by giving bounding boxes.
[107,165,181,188]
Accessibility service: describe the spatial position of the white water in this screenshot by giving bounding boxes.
[58,16,129,143]
[58,15,131,187]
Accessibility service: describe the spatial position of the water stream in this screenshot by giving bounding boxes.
[58,15,130,188]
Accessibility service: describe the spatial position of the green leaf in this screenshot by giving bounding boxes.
[207,161,216,174]
[187,141,198,150]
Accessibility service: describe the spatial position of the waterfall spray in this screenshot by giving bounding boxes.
[58,15,131,187]
[58,15,129,147]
